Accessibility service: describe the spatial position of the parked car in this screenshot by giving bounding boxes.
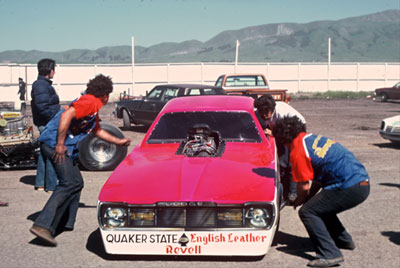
[98,95,282,256]
[215,74,291,103]
[375,82,400,102]
[114,84,226,128]
[0,106,38,169]
[0,102,127,171]
[379,115,400,143]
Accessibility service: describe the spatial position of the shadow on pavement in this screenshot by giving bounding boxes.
[381,231,400,246]
[379,183,400,189]
[372,142,400,149]
[20,175,36,186]
[274,231,314,260]
[86,228,264,262]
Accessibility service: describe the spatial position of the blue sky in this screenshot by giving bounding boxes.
[0,0,398,52]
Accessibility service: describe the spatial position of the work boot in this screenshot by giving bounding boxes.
[335,239,356,250]
[30,224,57,246]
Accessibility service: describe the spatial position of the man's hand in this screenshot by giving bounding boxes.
[53,144,68,164]
[293,181,311,210]
[264,128,272,136]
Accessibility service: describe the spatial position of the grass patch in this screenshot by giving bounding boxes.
[292,91,374,100]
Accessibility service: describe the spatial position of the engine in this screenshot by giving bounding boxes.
[183,124,220,157]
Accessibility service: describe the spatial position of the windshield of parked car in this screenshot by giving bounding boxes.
[224,76,267,87]
[147,111,262,143]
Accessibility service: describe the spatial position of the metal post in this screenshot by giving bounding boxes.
[201,63,204,84]
[167,63,170,83]
[384,63,387,86]
[25,65,28,101]
[357,63,360,90]
[234,40,240,73]
[327,38,331,91]
[131,36,135,95]
[298,63,301,92]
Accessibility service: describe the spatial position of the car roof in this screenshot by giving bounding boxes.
[156,84,223,89]
[160,95,255,114]
[218,74,264,77]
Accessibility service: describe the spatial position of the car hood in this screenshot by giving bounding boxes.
[382,115,400,125]
[98,142,277,204]
[375,87,391,92]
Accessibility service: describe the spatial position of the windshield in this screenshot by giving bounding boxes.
[147,111,261,144]
[224,76,267,87]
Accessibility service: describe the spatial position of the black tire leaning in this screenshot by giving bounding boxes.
[78,122,127,171]
[122,109,131,130]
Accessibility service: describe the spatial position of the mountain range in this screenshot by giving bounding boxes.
[1,9,399,64]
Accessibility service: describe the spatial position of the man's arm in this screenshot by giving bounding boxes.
[293,181,310,209]
[53,107,76,164]
[95,128,131,146]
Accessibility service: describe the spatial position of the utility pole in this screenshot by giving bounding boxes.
[235,40,240,73]
[131,36,135,96]
[328,37,331,91]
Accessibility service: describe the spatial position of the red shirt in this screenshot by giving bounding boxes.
[288,132,314,182]
[71,94,103,132]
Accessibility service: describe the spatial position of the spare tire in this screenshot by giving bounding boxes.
[78,122,127,171]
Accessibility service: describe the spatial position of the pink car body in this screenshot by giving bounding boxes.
[98,95,280,256]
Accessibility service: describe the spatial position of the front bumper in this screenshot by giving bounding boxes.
[99,228,276,256]
[379,130,400,142]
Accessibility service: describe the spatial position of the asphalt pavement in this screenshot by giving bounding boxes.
[0,99,399,268]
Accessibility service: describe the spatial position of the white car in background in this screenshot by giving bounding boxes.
[379,115,400,143]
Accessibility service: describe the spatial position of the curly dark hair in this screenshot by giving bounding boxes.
[254,94,276,116]
[86,74,113,97]
[272,116,307,144]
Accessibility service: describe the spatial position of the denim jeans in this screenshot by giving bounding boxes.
[34,143,84,235]
[35,126,58,191]
[299,181,370,259]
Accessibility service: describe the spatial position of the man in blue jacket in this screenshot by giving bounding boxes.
[31,59,60,191]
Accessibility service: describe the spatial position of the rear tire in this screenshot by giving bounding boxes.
[78,122,127,171]
[122,110,131,130]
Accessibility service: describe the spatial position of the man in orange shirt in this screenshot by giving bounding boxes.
[30,74,130,246]
[273,116,370,268]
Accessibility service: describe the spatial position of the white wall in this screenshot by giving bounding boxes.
[0,62,399,102]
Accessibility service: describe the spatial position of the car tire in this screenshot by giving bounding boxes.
[380,93,388,102]
[78,122,128,171]
[122,109,131,130]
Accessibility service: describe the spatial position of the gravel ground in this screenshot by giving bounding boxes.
[0,98,399,268]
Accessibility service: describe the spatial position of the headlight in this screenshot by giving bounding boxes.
[103,207,127,228]
[217,209,243,227]
[130,209,155,227]
[245,208,270,228]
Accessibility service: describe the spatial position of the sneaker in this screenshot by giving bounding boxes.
[307,256,344,267]
[29,225,57,246]
[35,187,45,191]
[0,201,8,207]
